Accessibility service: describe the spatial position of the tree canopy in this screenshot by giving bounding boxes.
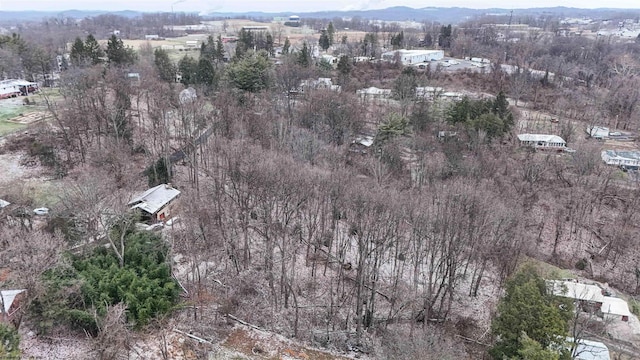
[490,266,573,359]
[226,51,272,92]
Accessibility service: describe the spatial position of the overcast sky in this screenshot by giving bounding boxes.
[1,0,638,13]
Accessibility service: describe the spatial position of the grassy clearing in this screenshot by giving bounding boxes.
[0,105,28,136]
[518,256,576,280]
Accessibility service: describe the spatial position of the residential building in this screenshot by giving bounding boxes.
[517,134,567,150]
[601,150,640,169]
[381,49,444,65]
[129,184,180,222]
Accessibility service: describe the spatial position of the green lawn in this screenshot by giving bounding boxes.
[518,256,576,280]
[0,105,28,136]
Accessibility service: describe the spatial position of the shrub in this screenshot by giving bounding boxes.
[33,231,179,334]
[0,323,20,359]
[575,258,588,271]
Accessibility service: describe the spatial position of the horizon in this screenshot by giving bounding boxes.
[2,0,639,14]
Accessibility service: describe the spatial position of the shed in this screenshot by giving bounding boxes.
[601,297,631,322]
[517,134,566,150]
[128,184,180,222]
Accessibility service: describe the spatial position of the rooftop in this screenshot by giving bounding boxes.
[601,297,631,317]
[1,289,26,314]
[517,134,566,144]
[128,184,180,215]
[547,280,605,303]
[601,150,640,161]
[567,338,611,360]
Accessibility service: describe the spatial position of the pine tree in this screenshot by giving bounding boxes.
[282,37,291,55]
[85,34,104,65]
[266,32,274,57]
[297,42,310,67]
[154,48,176,83]
[327,22,335,45]
[214,35,225,62]
[178,55,198,86]
[106,35,136,66]
[319,30,330,51]
[196,58,215,88]
[70,37,87,66]
[490,266,573,359]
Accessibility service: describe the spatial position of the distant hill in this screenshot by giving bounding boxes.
[206,6,640,24]
[1,6,639,25]
[0,10,142,23]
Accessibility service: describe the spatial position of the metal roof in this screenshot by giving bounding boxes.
[547,280,605,303]
[601,150,640,162]
[517,133,566,144]
[567,338,611,360]
[0,199,9,208]
[601,297,631,317]
[128,184,180,215]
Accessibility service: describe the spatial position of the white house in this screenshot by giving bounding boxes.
[356,87,392,100]
[381,49,444,65]
[299,77,341,92]
[320,54,338,66]
[129,184,180,222]
[601,150,640,169]
[548,280,605,305]
[517,134,567,150]
[185,40,200,48]
[415,86,444,98]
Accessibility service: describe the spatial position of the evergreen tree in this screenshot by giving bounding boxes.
[178,55,198,86]
[214,35,225,62]
[106,35,136,66]
[391,31,404,49]
[327,22,335,45]
[154,48,176,83]
[282,37,291,55]
[0,324,20,358]
[196,57,216,88]
[201,35,216,62]
[70,37,87,66]
[265,32,275,57]
[297,42,311,67]
[337,55,352,77]
[319,30,330,51]
[423,33,433,47]
[490,266,573,360]
[145,157,172,187]
[226,51,272,92]
[84,34,104,65]
[438,24,453,49]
